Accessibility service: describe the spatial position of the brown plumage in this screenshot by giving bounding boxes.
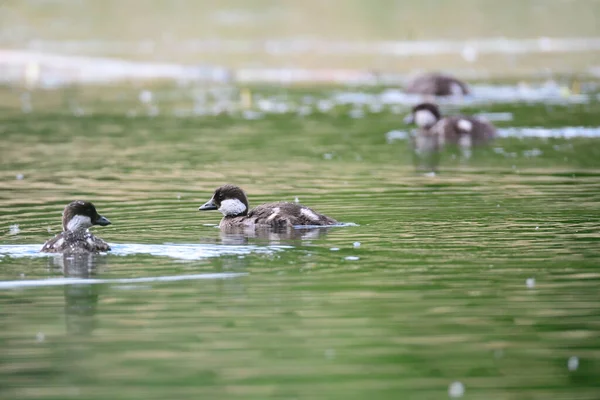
[434,115,497,147]
[405,73,470,96]
[405,102,496,147]
[41,201,111,254]
[41,230,111,254]
[404,102,496,171]
[198,184,338,230]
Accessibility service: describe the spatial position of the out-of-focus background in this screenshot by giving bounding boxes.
[1,2,600,400]
[2,0,600,84]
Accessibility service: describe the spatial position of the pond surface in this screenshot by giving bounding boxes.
[1,84,600,399]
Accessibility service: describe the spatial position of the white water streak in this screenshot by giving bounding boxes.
[0,273,247,290]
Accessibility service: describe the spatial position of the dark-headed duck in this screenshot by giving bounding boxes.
[41,201,111,254]
[198,184,338,230]
[405,73,470,96]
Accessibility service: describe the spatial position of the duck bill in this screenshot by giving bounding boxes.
[403,114,414,124]
[94,215,111,226]
[198,199,218,211]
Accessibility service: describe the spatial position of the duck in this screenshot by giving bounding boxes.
[403,102,496,170]
[41,201,111,254]
[405,73,470,96]
[198,184,338,230]
[404,102,496,148]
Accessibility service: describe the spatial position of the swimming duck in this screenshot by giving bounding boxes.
[41,201,111,253]
[404,102,496,148]
[403,102,496,170]
[198,184,338,230]
[405,73,470,96]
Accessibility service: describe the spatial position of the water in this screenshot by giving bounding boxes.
[1,83,600,399]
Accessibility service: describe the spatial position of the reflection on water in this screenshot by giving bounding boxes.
[219,225,343,245]
[58,254,102,336]
[48,252,108,277]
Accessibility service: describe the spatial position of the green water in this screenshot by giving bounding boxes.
[1,85,600,399]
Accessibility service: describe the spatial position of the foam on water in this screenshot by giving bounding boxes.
[292,223,359,230]
[497,127,600,138]
[0,243,290,261]
[386,127,600,143]
[337,83,589,107]
[0,273,247,290]
[19,37,600,59]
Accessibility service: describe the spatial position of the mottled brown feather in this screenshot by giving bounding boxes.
[41,230,111,254]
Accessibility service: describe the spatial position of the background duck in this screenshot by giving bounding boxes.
[404,102,497,170]
[405,73,470,96]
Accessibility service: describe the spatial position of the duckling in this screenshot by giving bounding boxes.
[41,201,111,253]
[198,184,338,230]
[404,102,496,169]
[405,73,470,96]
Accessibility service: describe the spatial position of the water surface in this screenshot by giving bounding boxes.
[1,84,600,399]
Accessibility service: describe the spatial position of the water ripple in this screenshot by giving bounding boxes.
[0,272,247,290]
[0,243,291,261]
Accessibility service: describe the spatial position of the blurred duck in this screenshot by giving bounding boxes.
[405,73,470,96]
[403,102,496,170]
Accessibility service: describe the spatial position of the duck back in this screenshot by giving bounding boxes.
[220,201,337,229]
[438,116,496,146]
[406,74,470,96]
[41,231,111,254]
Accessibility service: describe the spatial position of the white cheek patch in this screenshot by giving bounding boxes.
[66,215,92,231]
[300,208,320,222]
[219,199,247,216]
[54,238,64,248]
[450,82,464,96]
[414,109,437,128]
[457,119,473,132]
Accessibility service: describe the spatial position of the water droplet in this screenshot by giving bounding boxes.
[323,153,333,160]
[139,90,153,104]
[36,332,45,343]
[9,224,20,235]
[535,226,539,230]
[448,381,465,398]
[353,242,361,248]
[345,256,360,261]
[16,173,24,180]
[325,348,336,359]
[294,197,300,203]
[330,247,340,251]
[568,356,579,371]
[461,45,478,63]
[526,278,535,288]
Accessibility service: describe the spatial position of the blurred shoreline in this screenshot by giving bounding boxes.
[2,35,600,87]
